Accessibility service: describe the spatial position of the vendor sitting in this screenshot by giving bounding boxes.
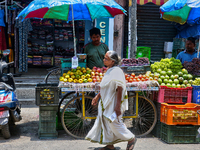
[176,37,200,64]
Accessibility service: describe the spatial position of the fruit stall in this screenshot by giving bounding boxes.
[36,54,200,141]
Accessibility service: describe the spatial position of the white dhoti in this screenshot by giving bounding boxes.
[85,67,135,145]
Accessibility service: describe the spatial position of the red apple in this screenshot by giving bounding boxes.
[102,67,107,70]
[93,78,97,83]
[92,75,96,79]
[96,75,100,79]
[97,68,101,73]
[93,66,97,70]
[131,73,135,78]
[95,72,99,76]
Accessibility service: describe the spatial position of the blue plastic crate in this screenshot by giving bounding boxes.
[192,85,200,104]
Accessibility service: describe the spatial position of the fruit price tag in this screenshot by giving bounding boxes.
[72,56,78,68]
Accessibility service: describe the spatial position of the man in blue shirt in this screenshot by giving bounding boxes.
[176,37,200,64]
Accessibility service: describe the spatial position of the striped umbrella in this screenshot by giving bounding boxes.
[16,0,126,56]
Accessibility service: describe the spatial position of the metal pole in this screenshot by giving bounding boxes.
[129,0,137,58]
[71,5,76,56]
[198,36,200,58]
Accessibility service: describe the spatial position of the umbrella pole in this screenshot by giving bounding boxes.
[71,5,76,56]
[198,36,200,58]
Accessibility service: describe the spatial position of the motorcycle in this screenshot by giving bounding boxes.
[0,49,22,139]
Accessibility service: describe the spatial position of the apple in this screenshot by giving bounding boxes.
[91,72,95,76]
[95,72,99,76]
[100,76,103,79]
[92,69,96,72]
[97,68,101,73]
[129,79,133,83]
[99,73,103,76]
[174,74,179,79]
[93,66,97,70]
[102,67,107,70]
[131,73,135,78]
[97,79,101,82]
[174,79,179,84]
[96,75,100,79]
[183,80,188,85]
[92,75,96,79]
[93,78,97,83]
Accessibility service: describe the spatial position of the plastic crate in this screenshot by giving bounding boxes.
[136,46,151,60]
[60,58,86,69]
[56,115,63,130]
[157,86,192,104]
[151,121,161,138]
[56,108,82,130]
[38,106,58,139]
[160,122,200,144]
[35,83,59,106]
[153,101,161,121]
[192,85,200,104]
[120,65,150,75]
[160,103,200,125]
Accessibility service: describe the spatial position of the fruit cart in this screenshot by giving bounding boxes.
[58,80,159,138]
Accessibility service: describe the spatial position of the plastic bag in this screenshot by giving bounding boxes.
[0,9,5,27]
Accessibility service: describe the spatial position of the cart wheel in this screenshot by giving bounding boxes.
[44,68,61,84]
[123,96,157,137]
[58,91,76,121]
[61,95,97,138]
[1,123,11,139]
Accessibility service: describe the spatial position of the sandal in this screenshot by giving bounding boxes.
[126,138,137,150]
[99,147,116,150]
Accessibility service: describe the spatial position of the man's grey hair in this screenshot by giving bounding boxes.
[107,51,121,66]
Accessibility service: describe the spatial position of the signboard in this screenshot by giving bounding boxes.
[95,18,109,46]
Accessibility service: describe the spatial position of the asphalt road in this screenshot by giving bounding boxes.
[0,104,200,150]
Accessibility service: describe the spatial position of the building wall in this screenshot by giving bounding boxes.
[113,0,127,58]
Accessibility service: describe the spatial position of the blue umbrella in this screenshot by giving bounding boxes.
[16,0,126,56]
[176,24,200,39]
[160,0,200,58]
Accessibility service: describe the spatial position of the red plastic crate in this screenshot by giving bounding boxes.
[157,86,192,104]
[160,103,200,125]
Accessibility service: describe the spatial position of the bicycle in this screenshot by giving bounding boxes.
[60,87,158,139]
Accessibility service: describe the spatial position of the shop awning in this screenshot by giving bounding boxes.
[137,0,168,6]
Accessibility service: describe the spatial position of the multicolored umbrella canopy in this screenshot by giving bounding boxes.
[16,0,126,57]
[160,0,200,25]
[16,0,126,21]
[160,0,200,58]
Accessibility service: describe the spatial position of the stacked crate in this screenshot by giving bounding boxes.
[36,83,60,139]
[153,86,200,143]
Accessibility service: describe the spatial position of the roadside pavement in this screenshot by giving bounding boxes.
[0,104,200,150]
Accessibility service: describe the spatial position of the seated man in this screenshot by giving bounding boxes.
[176,37,200,64]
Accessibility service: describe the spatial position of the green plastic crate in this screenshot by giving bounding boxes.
[160,122,200,144]
[151,121,161,138]
[136,47,151,60]
[56,108,82,130]
[35,83,59,106]
[38,106,58,139]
